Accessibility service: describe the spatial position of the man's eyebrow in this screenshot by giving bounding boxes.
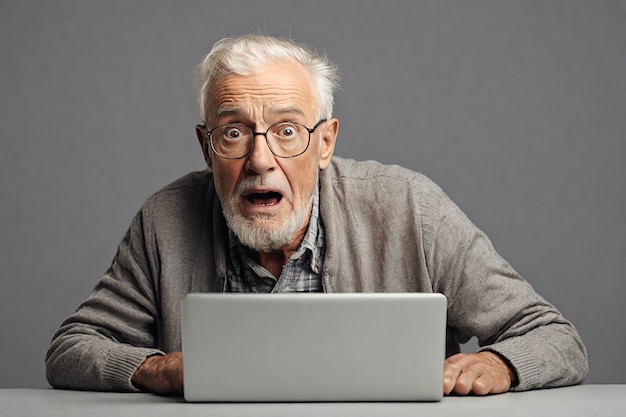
[215,106,307,121]
[215,106,246,118]
[268,106,306,117]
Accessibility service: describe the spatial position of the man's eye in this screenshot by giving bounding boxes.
[276,124,298,138]
[224,127,243,139]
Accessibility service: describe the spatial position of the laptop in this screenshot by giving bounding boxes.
[182,292,447,402]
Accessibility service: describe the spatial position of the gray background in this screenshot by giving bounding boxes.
[1,0,624,388]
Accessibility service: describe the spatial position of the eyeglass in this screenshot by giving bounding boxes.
[203,119,326,159]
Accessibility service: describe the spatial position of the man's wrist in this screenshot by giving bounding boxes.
[131,354,161,391]
[481,350,518,387]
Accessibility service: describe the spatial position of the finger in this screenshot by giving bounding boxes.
[453,366,483,396]
[154,374,177,394]
[472,370,510,395]
[163,353,184,395]
[452,357,512,396]
[445,353,492,395]
[169,363,184,395]
[470,373,496,396]
[443,354,468,395]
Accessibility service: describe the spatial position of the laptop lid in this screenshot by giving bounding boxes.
[182,292,447,402]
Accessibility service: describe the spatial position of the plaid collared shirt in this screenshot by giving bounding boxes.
[225,187,325,293]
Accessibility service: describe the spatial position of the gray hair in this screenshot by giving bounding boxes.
[195,35,340,123]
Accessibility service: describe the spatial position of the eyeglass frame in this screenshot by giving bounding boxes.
[200,119,327,160]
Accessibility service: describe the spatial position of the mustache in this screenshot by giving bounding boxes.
[233,175,294,200]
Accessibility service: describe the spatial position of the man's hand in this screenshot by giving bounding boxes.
[443,351,517,395]
[131,352,184,395]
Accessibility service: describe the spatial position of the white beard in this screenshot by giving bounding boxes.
[220,176,315,253]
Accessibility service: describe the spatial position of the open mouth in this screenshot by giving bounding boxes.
[245,191,283,206]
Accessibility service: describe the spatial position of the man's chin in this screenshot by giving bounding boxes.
[225,213,295,252]
[223,193,313,253]
[235,228,290,253]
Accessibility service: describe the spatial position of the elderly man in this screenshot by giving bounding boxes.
[46,35,588,396]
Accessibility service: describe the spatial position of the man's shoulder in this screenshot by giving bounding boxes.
[325,156,441,192]
[141,170,214,211]
[321,157,448,220]
[153,171,213,194]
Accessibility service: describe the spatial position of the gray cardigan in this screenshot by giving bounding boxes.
[46,157,588,392]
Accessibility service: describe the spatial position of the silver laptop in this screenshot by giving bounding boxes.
[182,292,447,402]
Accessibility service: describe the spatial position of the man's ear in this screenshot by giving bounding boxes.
[318,118,338,170]
[195,124,213,172]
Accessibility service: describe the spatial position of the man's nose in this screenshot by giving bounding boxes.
[244,133,276,175]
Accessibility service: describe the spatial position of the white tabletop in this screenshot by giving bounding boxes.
[1,385,624,417]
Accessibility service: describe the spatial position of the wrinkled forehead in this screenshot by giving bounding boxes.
[205,61,318,125]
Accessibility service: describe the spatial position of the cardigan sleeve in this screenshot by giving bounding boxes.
[45,209,163,392]
[426,188,589,391]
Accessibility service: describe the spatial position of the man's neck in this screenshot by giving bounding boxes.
[257,216,310,279]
